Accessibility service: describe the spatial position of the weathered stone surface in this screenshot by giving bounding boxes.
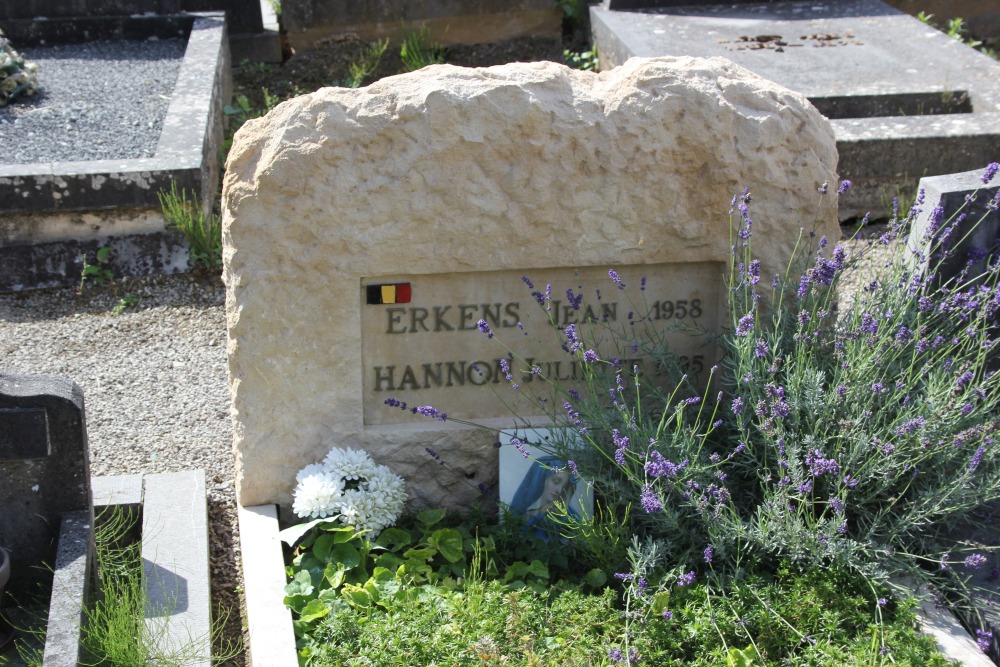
[222,57,840,511]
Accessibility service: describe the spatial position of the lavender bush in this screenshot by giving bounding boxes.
[389,166,1000,662]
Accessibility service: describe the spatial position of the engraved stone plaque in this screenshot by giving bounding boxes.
[361,263,723,425]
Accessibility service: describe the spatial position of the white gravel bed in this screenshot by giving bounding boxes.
[0,274,231,485]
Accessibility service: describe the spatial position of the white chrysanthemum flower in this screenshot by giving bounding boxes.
[295,463,327,483]
[291,471,344,519]
[360,466,407,532]
[292,447,407,532]
[336,488,376,529]
[323,447,378,481]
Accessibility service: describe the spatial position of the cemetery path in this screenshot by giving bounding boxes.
[0,273,243,665]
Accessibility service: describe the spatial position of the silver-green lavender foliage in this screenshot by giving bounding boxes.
[724,173,1000,579]
[0,31,39,107]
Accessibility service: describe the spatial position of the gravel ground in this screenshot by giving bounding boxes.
[0,38,184,164]
[0,274,244,664]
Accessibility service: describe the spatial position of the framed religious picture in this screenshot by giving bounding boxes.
[498,428,593,540]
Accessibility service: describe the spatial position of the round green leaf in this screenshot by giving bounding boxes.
[331,543,362,570]
[375,527,413,552]
[298,598,330,623]
[417,508,447,527]
[430,529,465,563]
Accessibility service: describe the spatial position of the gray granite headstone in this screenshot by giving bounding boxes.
[910,167,1000,287]
[0,373,93,578]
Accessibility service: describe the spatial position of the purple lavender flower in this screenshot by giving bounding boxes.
[731,396,745,414]
[895,416,926,435]
[829,496,845,514]
[976,629,993,653]
[567,460,578,475]
[735,312,754,337]
[957,370,975,389]
[645,452,685,478]
[609,269,625,289]
[962,403,974,416]
[564,323,582,353]
[860,312,878,335]
[476,319,493,338]
[583,349,599,363]
[969,445,985,472]
[425,447,444,464]
[704,546,714,563]
[676,571,696,587]
[754,339,768,358]
[662,610,673,620]
[877,597,888,608]
[511,437,529,458]
[566,288,584,311]
[640,485,661,513]
[384,398,407,410]
[521,275,534,289]
[837,179,852,195]
[805,449,840,477]
[982,162,999,184]
[797,274,809,298]
[413,405,447,421]
[964,553,988,569]
[747,259,761,285]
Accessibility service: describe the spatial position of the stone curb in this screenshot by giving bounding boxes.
[237,504,297,667]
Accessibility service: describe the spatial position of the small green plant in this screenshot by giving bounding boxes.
[158,182,223,271]
[564,46,599,71]
[112,294,141,315]
[79,246,114,290]
[917,11,997,60]
[0,30,39,107]
[554,0,584,23]
[346,39,388,88]
[399,25,445,72]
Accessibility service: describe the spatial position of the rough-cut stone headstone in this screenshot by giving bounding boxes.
[222,57,840,512]
[0,373,93,575]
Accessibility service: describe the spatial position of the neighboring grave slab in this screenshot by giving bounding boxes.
[222,57,840,511]
[0,373,93,575]
[591,0,1000,220]
[909,167,1000,286]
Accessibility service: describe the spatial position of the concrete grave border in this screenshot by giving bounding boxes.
[32,471,212,666]
[0,13,232,292]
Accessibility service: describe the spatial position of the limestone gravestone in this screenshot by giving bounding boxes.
[0,373,93,577]
[222,57,840,512]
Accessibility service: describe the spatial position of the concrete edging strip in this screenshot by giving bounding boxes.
[237,503,298,667]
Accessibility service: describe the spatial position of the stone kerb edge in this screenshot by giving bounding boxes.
[0,14,229,220]
[222,57,841,511]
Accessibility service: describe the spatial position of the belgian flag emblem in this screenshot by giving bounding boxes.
[366,283,411,305]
